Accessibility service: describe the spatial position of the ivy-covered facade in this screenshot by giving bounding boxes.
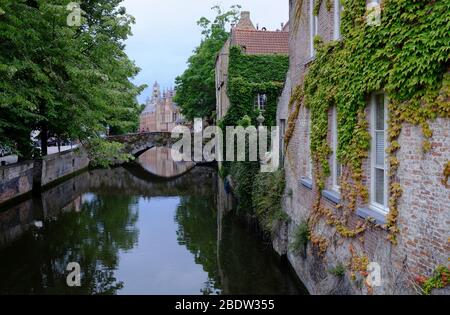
[215,12,290,232]
[276,0,449,294]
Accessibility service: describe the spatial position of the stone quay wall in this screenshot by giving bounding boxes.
[0,149,89,206]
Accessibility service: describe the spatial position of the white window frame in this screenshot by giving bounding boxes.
[310,0,318,58]
[370,93,389,214]
[331,106,342,192]
[280,119,286,162]
[333,0,343,40]
[255,93,267,112]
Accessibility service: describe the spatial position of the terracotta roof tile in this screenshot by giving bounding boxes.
[231,29,289,55]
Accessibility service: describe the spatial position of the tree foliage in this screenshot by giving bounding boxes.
[174,5,241,122]
[0,0,144,159]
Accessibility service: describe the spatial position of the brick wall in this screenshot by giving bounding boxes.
[0,161,34,205]
[0,149,90,206]
[41,149,90,187]
[275,0,450,294]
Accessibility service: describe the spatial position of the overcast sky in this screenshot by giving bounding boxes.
[122,0,288,103]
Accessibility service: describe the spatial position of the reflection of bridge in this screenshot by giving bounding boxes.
[0,166,216,248]
[90,166,216,197]
[108,132,211,164]
[136,147,195,180]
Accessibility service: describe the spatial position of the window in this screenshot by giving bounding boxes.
[307,113,313,178]
[310,0,318,57]
[255,93,268,112]
[332,106,342,192]
[280,119,286,162]
[370,93,389,213]
[333,0,343,40]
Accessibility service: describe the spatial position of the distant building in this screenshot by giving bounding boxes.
[139,82,184,132]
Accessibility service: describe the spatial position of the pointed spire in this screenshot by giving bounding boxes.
[235,11,256,30]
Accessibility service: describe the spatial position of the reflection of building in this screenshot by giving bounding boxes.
[138,147,195,178]
[140,82,184,132]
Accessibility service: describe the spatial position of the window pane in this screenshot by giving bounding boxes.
[314,16,318,35]
[336,163,342,180]
[260,94,267,110]
[375,94,385,130]
[375,168,385,206]
[375,131,385,166]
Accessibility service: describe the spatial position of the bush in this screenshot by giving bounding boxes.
[85,138,134,168]
[290,221,310,254]
[252,169,288,234]
[228,161,260,214]
[329,263,346,277]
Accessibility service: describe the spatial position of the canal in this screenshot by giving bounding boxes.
[0,148,307,295]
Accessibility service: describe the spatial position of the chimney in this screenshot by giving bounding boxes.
[235,11,256,30]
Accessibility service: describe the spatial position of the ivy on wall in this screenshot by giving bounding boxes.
[443,161,450,188]
[252,169,290,235]
[313,0,332,16]
[286,0,450,250]
[220,46,289,228]
[415,265,450,295]
[220,46,289,128]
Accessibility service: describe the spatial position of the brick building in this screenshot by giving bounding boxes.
[140,82,183,133]
[215,11,289,120]
[275,0,449,294]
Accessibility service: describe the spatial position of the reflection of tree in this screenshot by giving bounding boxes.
[174,196,221,295]
[0,195,139,295]
[218,215,308,295]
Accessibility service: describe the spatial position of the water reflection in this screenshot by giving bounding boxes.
[137,147,195,178]
[0,151,307,295]
[175,196,221,294]
[0,193,139,294]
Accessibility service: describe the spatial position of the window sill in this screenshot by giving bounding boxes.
[322,190,341,204]
[304,56,316,66]
[299,177,313,190]
[356,207,387,225]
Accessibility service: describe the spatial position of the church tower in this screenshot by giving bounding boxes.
[151,81,161,102]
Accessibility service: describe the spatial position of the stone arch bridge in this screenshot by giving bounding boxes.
[108,132,211,164]
[108,132,174,156]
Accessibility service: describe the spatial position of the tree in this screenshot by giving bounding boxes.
[0,0,144,159]
[174,5,240,122]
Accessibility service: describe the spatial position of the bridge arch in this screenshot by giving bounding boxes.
[108,132,174,156]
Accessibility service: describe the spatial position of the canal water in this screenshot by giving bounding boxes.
[0,148,307,295]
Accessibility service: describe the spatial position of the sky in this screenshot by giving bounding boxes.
[122,0,289,103]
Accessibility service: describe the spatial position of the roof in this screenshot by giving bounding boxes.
[231,29,289,55]
[142,102,156,114]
